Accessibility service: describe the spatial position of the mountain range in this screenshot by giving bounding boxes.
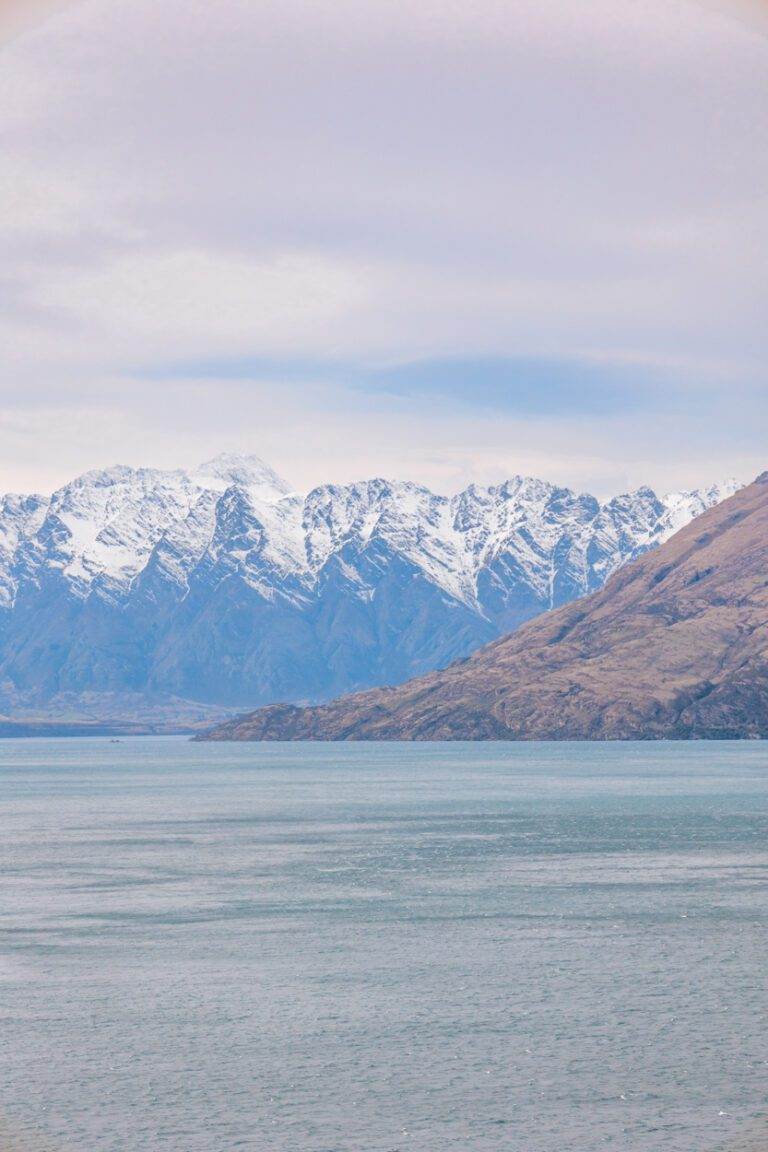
[0,453,738,727]
[205,471,768,742]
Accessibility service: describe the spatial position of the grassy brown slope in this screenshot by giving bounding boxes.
[199,472,768,741]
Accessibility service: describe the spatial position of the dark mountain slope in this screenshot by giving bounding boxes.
[200,472,768,741]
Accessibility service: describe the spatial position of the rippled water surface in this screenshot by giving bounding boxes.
[2,737,768,1151]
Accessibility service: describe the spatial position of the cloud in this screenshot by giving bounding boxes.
[0,366,763,504]
[27,248,367,358]
[0,0,765,493]
[696,0,768,35]
[0,0,74,43]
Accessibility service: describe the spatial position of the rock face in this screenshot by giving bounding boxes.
[203,472,768,741]
[0,453,738,722]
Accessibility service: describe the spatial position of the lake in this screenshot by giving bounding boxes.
[1,737,768,1151]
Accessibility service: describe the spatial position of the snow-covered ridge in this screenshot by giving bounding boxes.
[0,456,741,603]
[0,454,739,609]
[0,454,741,715]
[1,454,291,603]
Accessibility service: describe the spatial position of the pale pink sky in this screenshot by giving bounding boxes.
[0,0,766,497]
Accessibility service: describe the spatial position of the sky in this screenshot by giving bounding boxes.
[0,0,766,498]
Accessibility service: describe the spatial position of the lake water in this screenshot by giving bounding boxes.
[2,738,768,1152]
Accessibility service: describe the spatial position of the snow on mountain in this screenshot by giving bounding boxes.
[0,492,49,609]
[193,453,293,502]
[201,484,309,604]
[652,481,742,543]
[304,479,469,603]
[36,466,205,593]
[5,454,292,604]
[0,456,742,719]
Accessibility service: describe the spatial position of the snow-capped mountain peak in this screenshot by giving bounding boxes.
[656,479,741,542]
[194,453,292,502]
[0,456,745,718]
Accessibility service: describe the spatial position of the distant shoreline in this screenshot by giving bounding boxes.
[0,722,195,738]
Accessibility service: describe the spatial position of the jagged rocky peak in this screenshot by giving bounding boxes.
[0,459,742,608]
[6,455,296,595]
[0,454,746,717]
[207,481,306,573]
[194,453,292,501]
[655,480,741,541]
[36,464,207,591]
[303,477,446,571]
